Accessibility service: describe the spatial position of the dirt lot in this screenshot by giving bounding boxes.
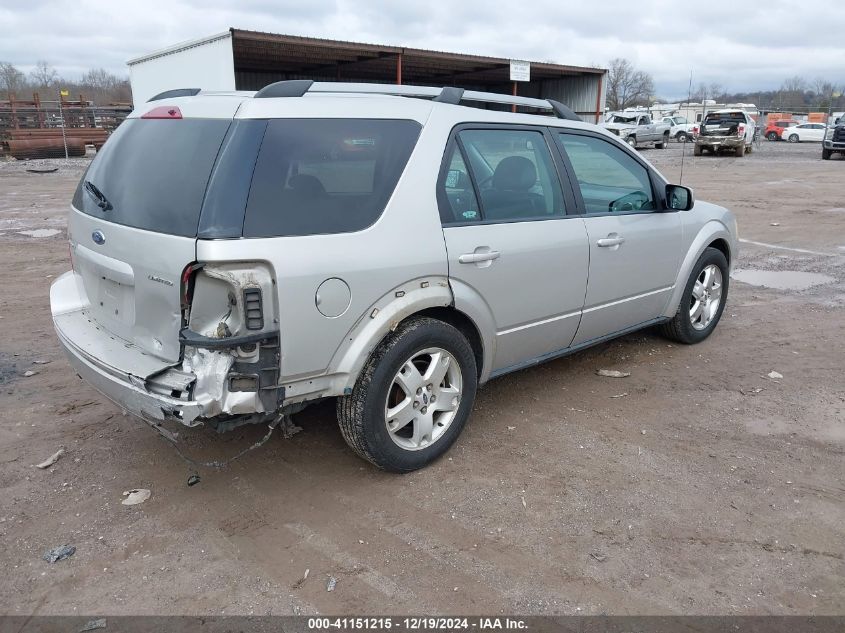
[1,141,843,616]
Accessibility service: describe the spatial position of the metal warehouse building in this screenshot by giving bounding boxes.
[128,28,607,121]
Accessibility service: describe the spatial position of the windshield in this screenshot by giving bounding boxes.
[673,117,689,124]
[73,118,231,237]
[609,115,639,124]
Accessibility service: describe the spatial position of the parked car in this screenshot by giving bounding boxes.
[782,122,826,143]
[764,120,800,141]
[660,116,696,142]
[822,121,845,159]
[692,109,756,157]
[51,81,738,472]
[600,112,672,149]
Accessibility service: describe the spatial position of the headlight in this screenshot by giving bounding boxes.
[825,128,834,140]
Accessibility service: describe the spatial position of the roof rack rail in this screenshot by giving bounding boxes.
[147,88,201,102]
[254,79,314,98]
[251,80,582,121]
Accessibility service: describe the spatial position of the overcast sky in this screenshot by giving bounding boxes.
[2,0,844,99]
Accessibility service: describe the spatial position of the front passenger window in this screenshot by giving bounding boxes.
[558,134,656,214]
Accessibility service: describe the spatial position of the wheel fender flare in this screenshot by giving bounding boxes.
[662,221,735,319]
[331,277,454,391]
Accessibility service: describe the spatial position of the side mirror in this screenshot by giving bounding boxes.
[665,184,694,211]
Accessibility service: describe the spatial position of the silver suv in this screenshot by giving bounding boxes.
[51,81,738,472]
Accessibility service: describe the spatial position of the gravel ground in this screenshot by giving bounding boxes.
[0,140,843,616]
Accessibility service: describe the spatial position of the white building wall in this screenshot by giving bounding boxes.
[128,32,236,108]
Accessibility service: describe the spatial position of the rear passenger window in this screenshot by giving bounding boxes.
[442,129,564,223]
[243,119,421,237]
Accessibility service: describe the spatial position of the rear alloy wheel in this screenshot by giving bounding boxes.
[660,247,729,344]
[788,134,799,143]
[767,132,779,141]
[337,317,477,472]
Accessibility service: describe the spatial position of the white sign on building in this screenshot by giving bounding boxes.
[509,60,531,82]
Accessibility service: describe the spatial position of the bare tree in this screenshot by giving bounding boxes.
[709,83,725,102]
[605,58,654,111]
[0,61,26,99]
[779,76,807,109]
[30,60,58,90]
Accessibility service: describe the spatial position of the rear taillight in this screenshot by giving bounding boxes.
[738,125,745,137]
[692,126,699,136]
[141,105,182,119]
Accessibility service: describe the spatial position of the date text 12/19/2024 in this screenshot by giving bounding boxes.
[308,618,528,630]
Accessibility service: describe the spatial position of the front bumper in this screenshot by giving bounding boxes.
[823,140,845,150]
[51,271,204,425]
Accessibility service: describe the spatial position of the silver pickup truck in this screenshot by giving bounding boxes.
[601,112,672,149]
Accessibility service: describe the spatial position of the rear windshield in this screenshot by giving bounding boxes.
[73,119,230,237]
[704,112,746,125]
[242,119,421,238]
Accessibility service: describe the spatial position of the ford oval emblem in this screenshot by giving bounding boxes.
[92,230,105,245]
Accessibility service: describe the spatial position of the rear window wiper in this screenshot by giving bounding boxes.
[84,180,113,211]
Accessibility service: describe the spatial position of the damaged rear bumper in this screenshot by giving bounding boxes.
[54,321,205,425]
[50,270,281,428]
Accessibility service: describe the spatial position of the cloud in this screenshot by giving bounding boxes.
[1,0,843,99]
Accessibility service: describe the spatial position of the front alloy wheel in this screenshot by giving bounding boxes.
[689,265,723,331]
[660,247,729,344]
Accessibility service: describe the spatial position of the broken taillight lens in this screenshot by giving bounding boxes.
[180,263,203,309]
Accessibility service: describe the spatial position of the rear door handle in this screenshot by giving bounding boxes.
[597,236,625,247]
[458,250,500,264]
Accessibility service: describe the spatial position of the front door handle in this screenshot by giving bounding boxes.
[597,236,625,247]
[458,250,501,264]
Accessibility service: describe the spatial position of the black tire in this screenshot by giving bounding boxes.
[735,144,745,157]
[746,144,753,154]
[767,132,778,141]
[337,317,478,472]
[660,247,729,345]
[655,133,669,149]
[822,148,832,160]
[676,132,688,143]
[693,144,702,156]
[626,136,637,148]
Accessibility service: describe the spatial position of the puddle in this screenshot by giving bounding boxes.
[732,269,836,291]
[17,228,61,238]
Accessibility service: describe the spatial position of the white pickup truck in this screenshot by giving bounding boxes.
[660,116,696,142]
[600,112,672,149]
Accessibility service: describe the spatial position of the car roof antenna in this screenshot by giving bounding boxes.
[679,71,693,185]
